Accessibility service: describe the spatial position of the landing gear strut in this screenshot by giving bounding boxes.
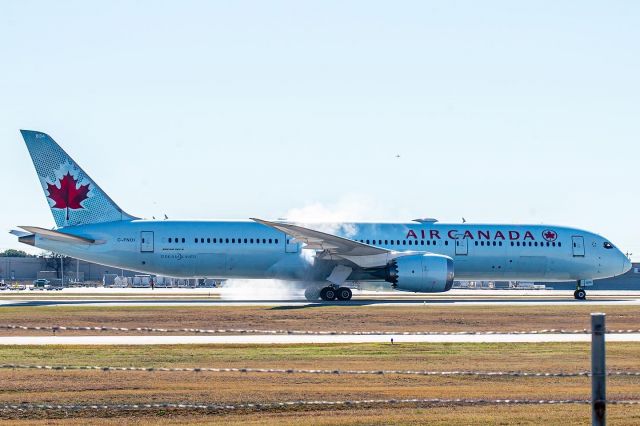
[574,282,586,300]
[318,286,353,301]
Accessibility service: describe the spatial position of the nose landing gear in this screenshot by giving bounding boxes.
[574,289,586,300]
[574,281,587,300]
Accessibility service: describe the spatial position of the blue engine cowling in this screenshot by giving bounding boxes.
[385,253,454,293]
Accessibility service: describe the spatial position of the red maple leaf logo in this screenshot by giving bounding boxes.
[542,230,557,241]
[46,172,90,221]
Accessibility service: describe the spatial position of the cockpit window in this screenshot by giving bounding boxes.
[603,242,614,249]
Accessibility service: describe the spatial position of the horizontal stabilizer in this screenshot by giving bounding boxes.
[18,226,96,245]
[9,229,31,238]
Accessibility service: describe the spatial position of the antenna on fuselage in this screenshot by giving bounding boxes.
[462,217,466,223]
[164,214,168,220]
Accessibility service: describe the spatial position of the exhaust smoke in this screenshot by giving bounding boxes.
[219,279,306,301]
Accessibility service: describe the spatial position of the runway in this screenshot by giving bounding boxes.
[2,333,640,345]
[2,289,640,308]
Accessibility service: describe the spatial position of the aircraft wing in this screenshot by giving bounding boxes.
[251,218,389,256]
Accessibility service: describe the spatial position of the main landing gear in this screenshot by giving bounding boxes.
[305,286,352,301]
[574,281,587,300]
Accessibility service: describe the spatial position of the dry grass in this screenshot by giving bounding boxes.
[2,342,640,371]
[0,304,639,335]
[2,405,640,426]
[0,343,638,423]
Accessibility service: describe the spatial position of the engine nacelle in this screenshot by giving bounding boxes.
[385,253,454,293]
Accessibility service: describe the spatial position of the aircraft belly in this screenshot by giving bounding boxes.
[195,253,226,276]
[453,257,506,280]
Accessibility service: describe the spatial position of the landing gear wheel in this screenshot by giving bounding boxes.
[304,287,321,302]
[320,287,337,301]
[336,287,353,301]
[574,289,586,300]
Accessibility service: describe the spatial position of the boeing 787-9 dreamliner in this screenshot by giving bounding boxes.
[12,130,631,301]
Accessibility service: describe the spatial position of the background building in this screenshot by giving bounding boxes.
[0,256,138,282]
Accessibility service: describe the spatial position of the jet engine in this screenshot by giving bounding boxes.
[385,253,454,293]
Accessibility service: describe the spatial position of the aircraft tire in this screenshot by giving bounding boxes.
[574,289,586,300]
[320,287,337,301]
[304,287,321,301]
[336,287,352,301]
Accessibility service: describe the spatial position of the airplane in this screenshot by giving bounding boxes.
[12,130,632,301]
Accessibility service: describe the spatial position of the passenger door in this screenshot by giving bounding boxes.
[140,231,154,253]
[455,238,468,255]
[572,236,585,257]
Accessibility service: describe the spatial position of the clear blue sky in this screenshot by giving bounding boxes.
[1,1,638,259]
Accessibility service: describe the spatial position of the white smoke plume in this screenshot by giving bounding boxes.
[219,279,306,300]
[282,195,382,238]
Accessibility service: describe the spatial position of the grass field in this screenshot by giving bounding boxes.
[1,304,639,335]
[0,342,639,423]
[1,304,639,423]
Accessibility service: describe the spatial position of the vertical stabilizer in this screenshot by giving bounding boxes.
[20,130,137,228]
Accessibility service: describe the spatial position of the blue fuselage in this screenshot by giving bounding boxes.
[32,220,630,285]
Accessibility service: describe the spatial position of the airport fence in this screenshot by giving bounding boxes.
[2,324,640,335]
[1,364,639,378]
[1,399,640,414]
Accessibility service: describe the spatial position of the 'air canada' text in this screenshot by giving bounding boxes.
[406,229,538,241]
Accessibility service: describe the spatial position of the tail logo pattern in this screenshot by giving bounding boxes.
[44,161,93,221]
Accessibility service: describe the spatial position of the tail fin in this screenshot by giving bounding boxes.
[20,130,138,228]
